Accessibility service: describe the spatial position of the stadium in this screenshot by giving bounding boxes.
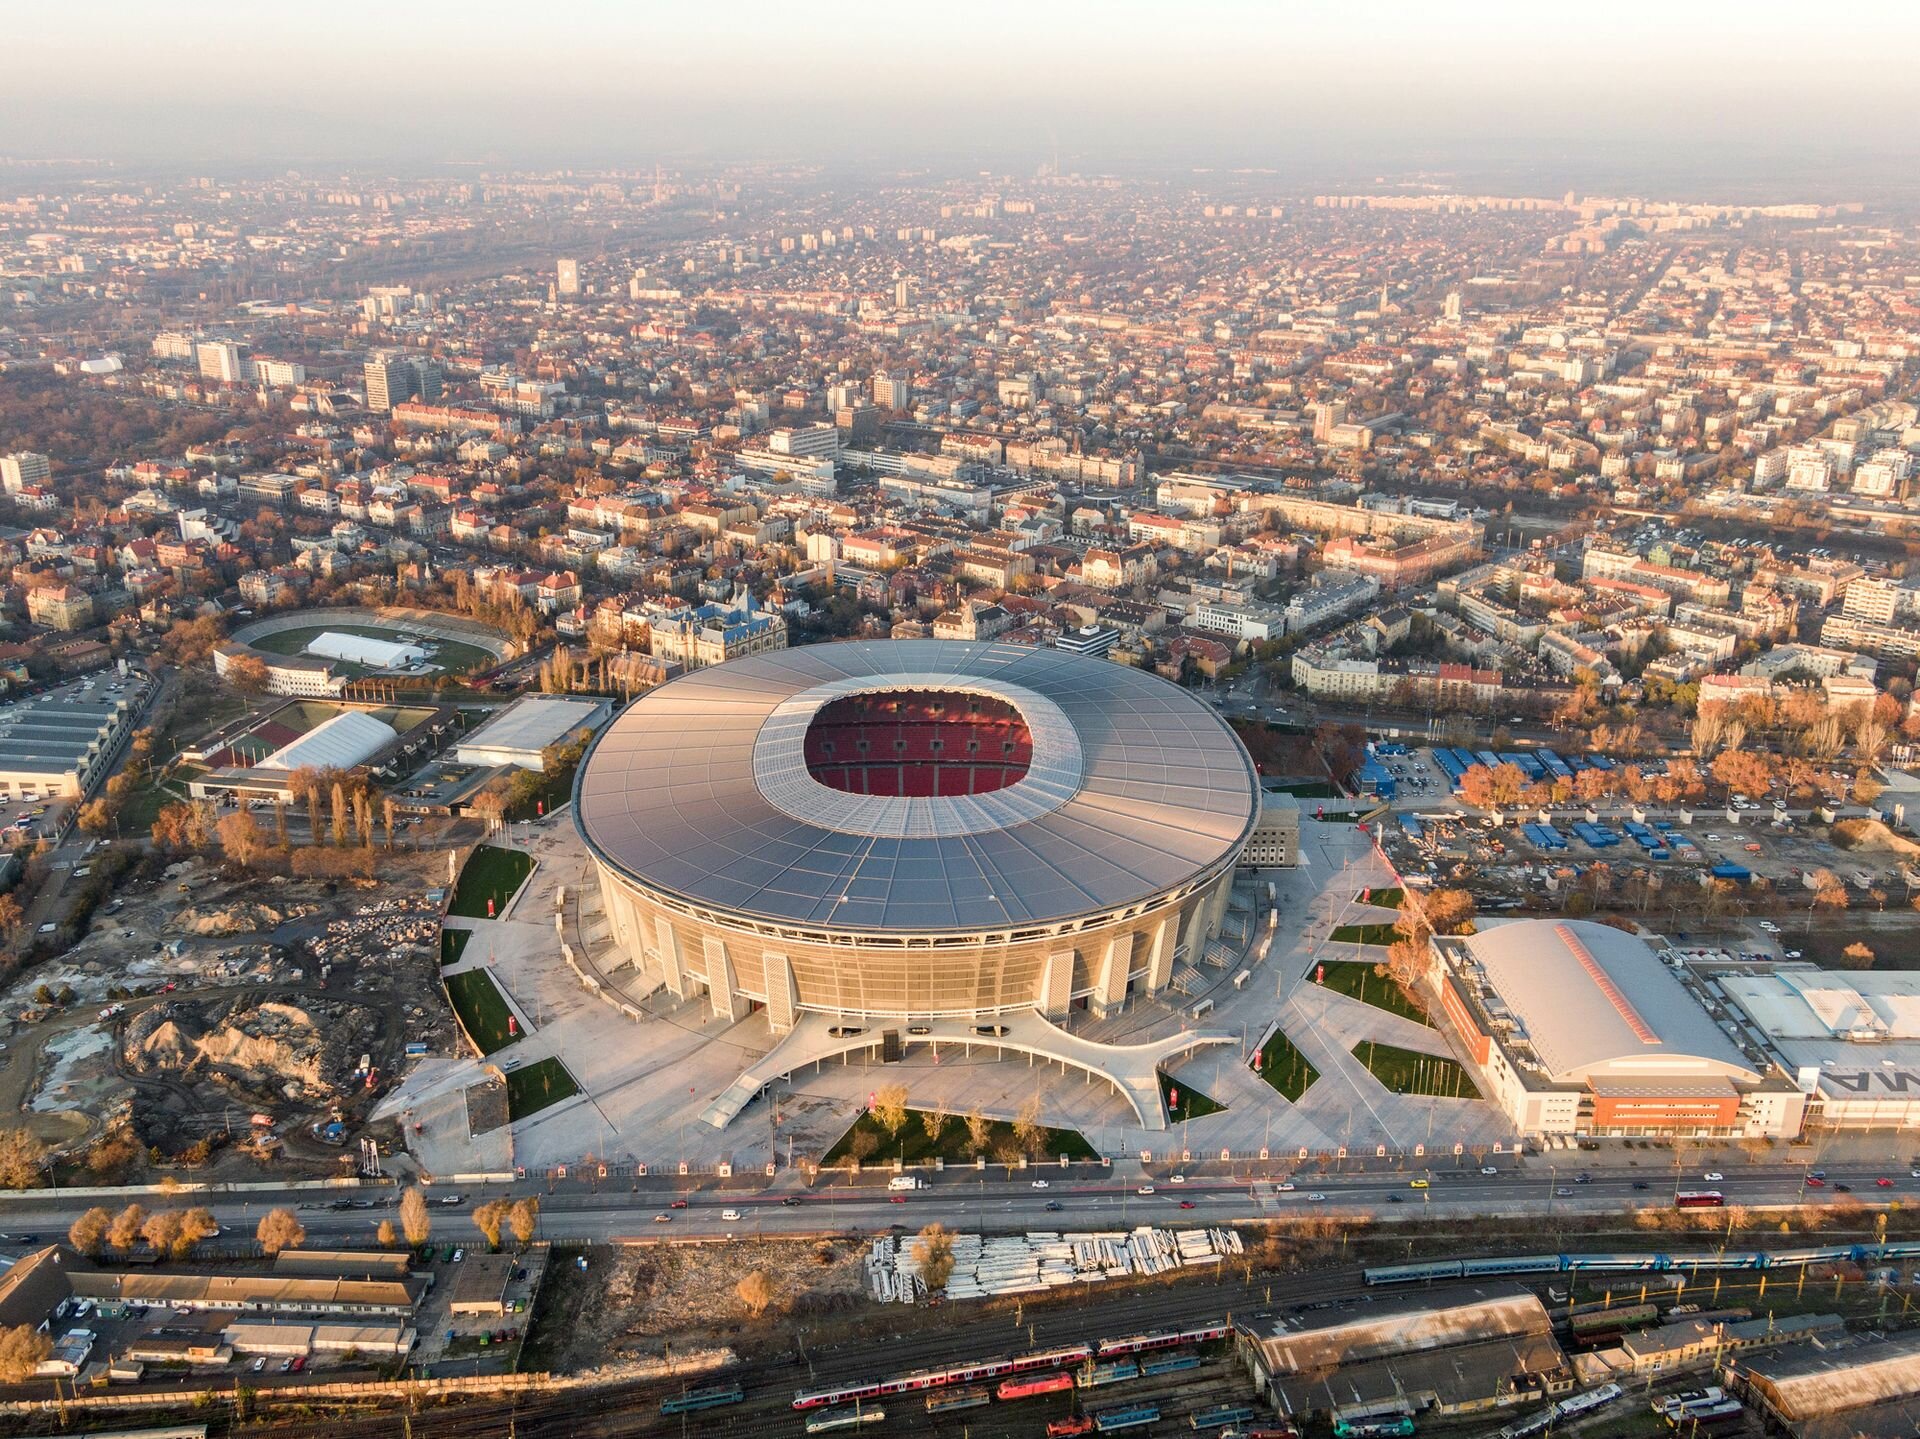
[574,640,1262,1128]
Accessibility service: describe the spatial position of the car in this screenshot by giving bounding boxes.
[1044,1200,1062,1212]
[1703,1172,1723,1182]
[1386,1193,1402,1203]
[1834,1183,1853,1193]
[1876,1178,1893,1188]
[1810,1170,1826,1179]
[291,1357,305,1373]
[1575,1173,1591,1184]
[722,1208,741,1220]
[889,1195,905,1204]
[1804,1176,1826,1188]
[781,1196,803,1207]
[1275,1181,1296,1191]
[35,923,54,936]
[653,1212,673,1223]
[439,1194,465,1207]
[1178,1200,1197,1209]
[1136,1185,1155,1196]
[279,1359,294,1373]
[669,1199,688,1209]
[1480,1166,1499,1175]
[1631,1181,1650,1191]
[1306,1193,1327,1202]
[1555,1186,1573,1196]
[1170,1174,1186,1184]
[1785,950,1803,959]
[251,1357,267,1373]
[1409,1178,1428,1189]
[1031,1179,1049,1189]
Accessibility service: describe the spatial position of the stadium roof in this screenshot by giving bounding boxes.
[575,640,1260,933]
[256,711,396,773]
[458,695,607,763]
[1460,920,1758,1083]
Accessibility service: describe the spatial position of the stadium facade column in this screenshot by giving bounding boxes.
[1143,914,1176,993]
[1037,948,1074,1019]
[764,951,799,1033]
[1091,934,1131,1018]
[654,914,687,996]
[704,936,750,1022]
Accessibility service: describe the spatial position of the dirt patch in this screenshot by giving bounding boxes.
[1830,817,1920,860]
[542,1239,868,1370]
[125,993,382,1105]
[171,898,310,936]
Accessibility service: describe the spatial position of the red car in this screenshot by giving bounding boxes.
[1178,1200,1197,1209]
[1877,1177,1894,1188]
[1804,1176,1825,1188]
[889,1195,906,1204]
[290,1356,305,1373]
[669,1199,688,1209]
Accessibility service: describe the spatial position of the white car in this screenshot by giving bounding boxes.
[1481,1166,1499,1175]
[721,1208,740,1221]
[1705,834,1723,842]
[1136,1185,1155,1196]
[1307,1193,1327,1202]
[1030,1180,1049,1189]
[1170,1174,1186,1184]
[1703,1171,1723,1182]
[1275,1181,1296,1191]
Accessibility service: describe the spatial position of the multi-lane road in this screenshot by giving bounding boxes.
[1,1159,1910,1249]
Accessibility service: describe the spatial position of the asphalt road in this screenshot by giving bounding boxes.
[0,1159,1910,1249]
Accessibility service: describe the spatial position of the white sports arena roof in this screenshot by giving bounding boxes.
[1721,971,1920,1043]
[256,711,397,773]
[304,631,425,669]
[1460,919,1759,1084]
[457,695,608,768]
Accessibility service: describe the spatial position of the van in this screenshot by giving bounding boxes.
[886,1175,925,1192]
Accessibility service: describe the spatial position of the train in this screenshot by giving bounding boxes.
[1497,1382,1624,1437]
[1334,1418,1415,1438]
[999,1372,1076,1401]
[793,1341,1095,1408]
[1093,1404,1161,1433]
[1363,1241,1920,1285]
[926,1385,992,1414]
[1192,1404,1259,1430]
[1083,1359,1143,1387]
[1096,1322,1233,1356]
[805,1405,887,1433]
[658,1381,743,1415]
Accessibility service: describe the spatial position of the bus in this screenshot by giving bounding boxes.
[1674,1190,1725,1209]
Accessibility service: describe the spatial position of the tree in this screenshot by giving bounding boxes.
[224,653,273,695]
[0,894,20,949]
[1711,747,1773,798]
[140,1210,183,1258]
[330,781,349,847]
[509,1196,540,1246]
[255,1208,306,1257]
[76,797,115,835]
[911,1223,956,1293]
[736,1269,775,1317]
[376,1219,397,1247]
[399,1186,432,1247]
[848,1128,880,1165]
[472,1199,510,1251]
[1839,941,1877,971]
[921,1108,952,1149]
[107,1204,148,1254]
[871,1083,910,1140]
[151,801,205,852]
[215,809,269,869]
[0,1128,47,1190]
[964,1109,993,1158]
[1423,888,1477,937]
[0,1325,51,1383]
[1012,1095,1047,1158]
[68,1206,111,1258]
[174,1207,219,1259]
[1809,869,1850,921]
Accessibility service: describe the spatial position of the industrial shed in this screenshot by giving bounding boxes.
[1237,1288,1573,1422]
[1737,1332,1920,1438]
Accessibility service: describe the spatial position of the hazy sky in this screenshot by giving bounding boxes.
[5,0,1916,187]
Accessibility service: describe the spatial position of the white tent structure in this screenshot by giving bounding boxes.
[255,711,397,773]
[304,631,426,669]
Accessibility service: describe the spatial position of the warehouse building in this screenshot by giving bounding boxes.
[455,693,610,771]
[0,672,149,800]
[1719,969,1920,1130]
[224,1320,416,1359]
[1736,1332,1920,1438]
[1428,920,1806,1139]
[1237,1288,1573,1423]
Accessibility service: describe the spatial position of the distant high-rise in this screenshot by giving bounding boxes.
[1443,290,1464,322]
[0,451,52,494]
[1310,398,1349,441]
[364,354,442,413]
[893,276,912,310]
[556,258,581,296]
[195,339,248,384]
[871,370,911,410]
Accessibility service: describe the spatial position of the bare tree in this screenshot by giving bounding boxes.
[911,1223,956,1293]
[736,1269,776,1317]
[399,1186,432,1247]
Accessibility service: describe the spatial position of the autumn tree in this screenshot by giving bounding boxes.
[911,1223,956,1293]
[399,1186,432,1247]
[1839,941,1876,971]
[1013,1095,1047,1158]
[1710,747,1773,798]
[174,1207,220,1259]
[0,1326,51,1383]
[1809,869,1850,920]
[151,801,211,853]
[376,1219,398,1247]
[737,1269,775,1317]
[0,1128,47,1189]
[871,1083,910,1140]
[67,1206,111,1258]
[223,653,273,695]
[215,809,269,869]
[509,1196,540,1246]
[964,1109,993,1157]
[140,1210,183,1258]
[76,798,115,836]
[921,1108,952,1148]
[1423,888,1477,936]
[107,1204,148,1254]
[255,1208,306,1257]
[472,1199,510,1251]
[0,894,21,949]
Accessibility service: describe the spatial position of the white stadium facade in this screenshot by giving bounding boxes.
[574,640,1264,1129]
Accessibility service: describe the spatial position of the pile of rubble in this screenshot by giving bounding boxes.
[124,994,381,1104]
[305,895,440,969]
[171,899,309,937]
[868,1225,1246,1303]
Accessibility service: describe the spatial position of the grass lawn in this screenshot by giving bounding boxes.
[1352,1040,1481,1099]
[449,845,535,918]
[506,1057,579,1120]
[441,928,471,967]
[118,773,184,832]
[445,968,521,1054]
[1263,780,1340,798]
[249,622,495,677]
[1255,1028,1320,1102]
[1160,1071,1226,1124]
[1311,959,1432,1025]
[1328,921,1397,945]
[1355,886,1405,909]
[822,1110,1097,1165]
[506,764,577,822]
[1794,926,1920,971]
